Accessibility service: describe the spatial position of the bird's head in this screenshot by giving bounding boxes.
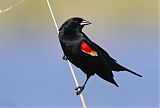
[59,17,91,33]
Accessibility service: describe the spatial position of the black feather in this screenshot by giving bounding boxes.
[58,17,142,95]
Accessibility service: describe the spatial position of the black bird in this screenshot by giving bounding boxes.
[58,17,142,95]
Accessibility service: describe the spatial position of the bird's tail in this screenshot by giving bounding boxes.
[124,68,142,77]
[112,63,142,77]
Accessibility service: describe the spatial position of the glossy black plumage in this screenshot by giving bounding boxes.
[58,17,142,95]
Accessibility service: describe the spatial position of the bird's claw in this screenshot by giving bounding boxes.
[62,55,67,60]
[75,86,84,95]
[76,90,83,95]
[75,86,81,90]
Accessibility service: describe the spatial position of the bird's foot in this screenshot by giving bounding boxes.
[62,55,67,60]
[75,86,84,95]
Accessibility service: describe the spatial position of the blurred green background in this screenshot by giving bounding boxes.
[0,0,158,107]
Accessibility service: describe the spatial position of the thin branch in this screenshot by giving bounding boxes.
[0,0,27,15]
[46,0,87,108]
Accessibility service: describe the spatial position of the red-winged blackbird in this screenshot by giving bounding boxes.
[58,17,142,95]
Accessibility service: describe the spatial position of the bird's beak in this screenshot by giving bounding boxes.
[80,20,92,26]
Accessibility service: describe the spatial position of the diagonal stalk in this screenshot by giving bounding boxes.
[46,0,87,108]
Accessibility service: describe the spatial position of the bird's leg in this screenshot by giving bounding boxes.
[75,75,90,95]
[62,55,67,60]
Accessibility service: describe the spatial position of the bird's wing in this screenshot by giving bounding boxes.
[80,41,98,57]
[82,33,117,62]
[92,42,117,62]
[80,40,118,86]
[79,40,112,73]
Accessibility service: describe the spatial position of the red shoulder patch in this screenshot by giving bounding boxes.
[81,41,98,56]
